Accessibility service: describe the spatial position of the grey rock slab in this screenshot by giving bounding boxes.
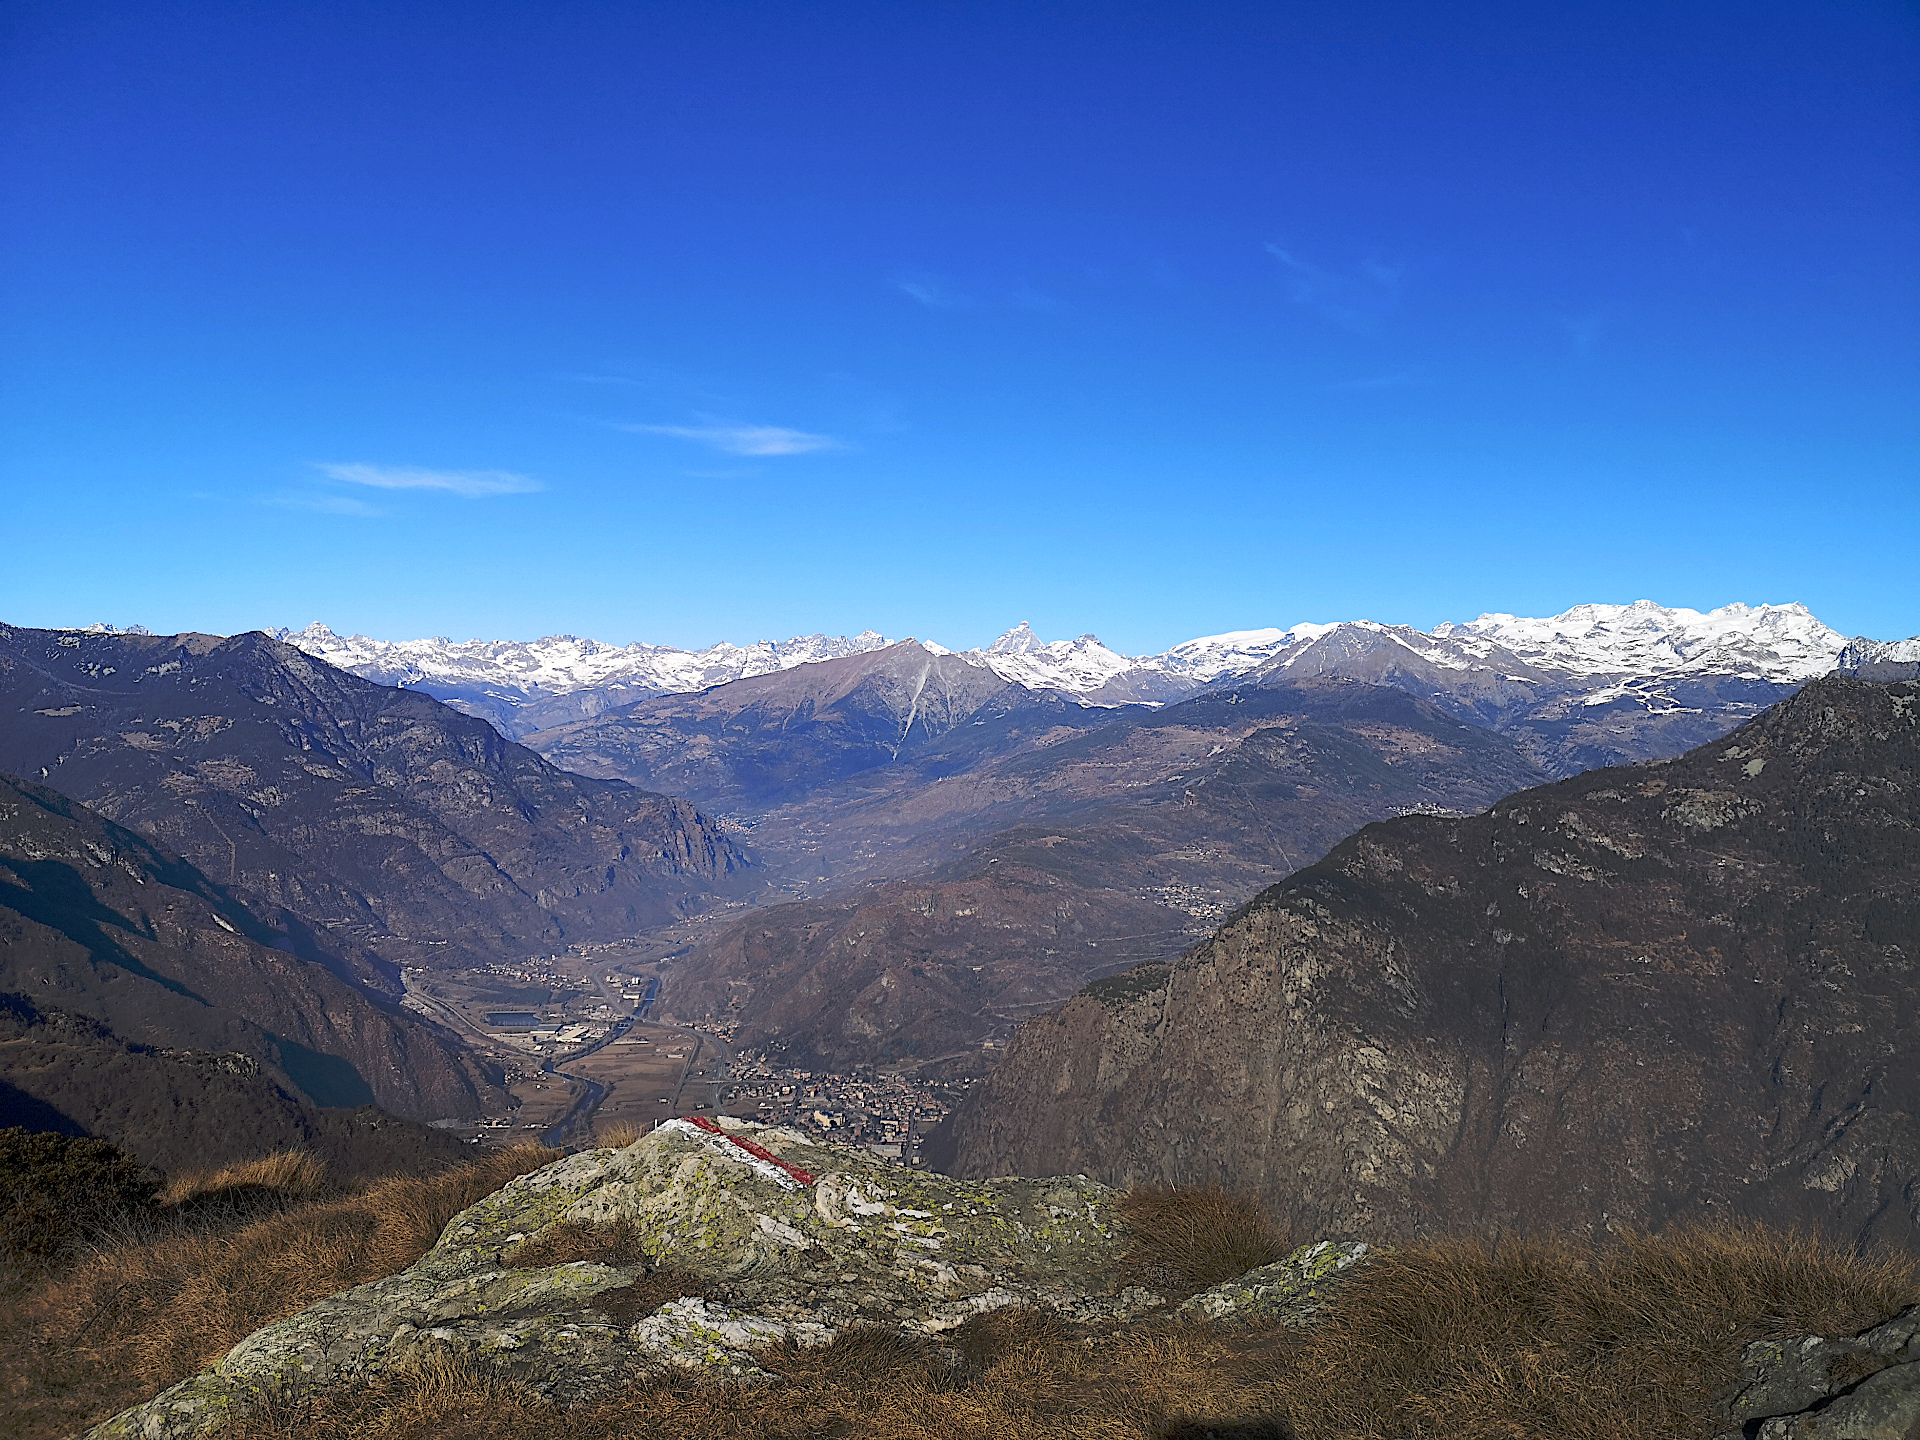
[1720,1304,1920,1439]
[1176,1240,1370,1326]
[80,1119,1166,1439]
[1755,1360,1920,1439]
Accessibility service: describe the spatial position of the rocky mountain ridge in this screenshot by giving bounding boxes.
[934,677,1920,1253]
[0,624,745,975]
[647,676,1551,1072]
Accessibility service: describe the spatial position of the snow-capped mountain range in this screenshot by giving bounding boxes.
[255,600,1900,740]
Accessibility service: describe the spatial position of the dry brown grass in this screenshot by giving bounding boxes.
[5,1174,1915,1440]
[203,1222,1920,1440]
[1281,1223,1919,1440]
[594,1120,644,1148]
[1118,1186,1293,1299]
[0,1145,558,1440]
[504,1218,652,1269]
[157,1149,331,1208]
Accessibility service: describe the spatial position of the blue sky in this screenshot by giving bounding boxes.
[3,1,1915,653]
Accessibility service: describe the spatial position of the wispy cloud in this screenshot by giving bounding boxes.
[619,422,842,456]
[1264,244,1404,330]
[891,272,971,308]
[268,492,386,517]
[316,463,544,498]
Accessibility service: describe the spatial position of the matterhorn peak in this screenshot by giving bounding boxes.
[988,623,1044,655]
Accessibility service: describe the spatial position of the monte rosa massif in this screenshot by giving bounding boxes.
[250,600,1917,739]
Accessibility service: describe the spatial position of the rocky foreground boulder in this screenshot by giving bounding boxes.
[1716,1302,1920,1438]
[83,1119,1361,1439]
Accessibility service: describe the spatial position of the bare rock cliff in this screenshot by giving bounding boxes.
[937,678,1920,1252]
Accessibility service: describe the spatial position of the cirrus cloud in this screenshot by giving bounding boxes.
[619,422,842,456]
[316,463,545,498]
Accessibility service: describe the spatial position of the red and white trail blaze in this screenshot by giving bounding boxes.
[658,1116,817,1190]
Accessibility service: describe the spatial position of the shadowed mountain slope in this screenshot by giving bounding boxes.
[935,677,1920,1252]
[0,993,472,1179]
[0,624,744,974]
[0,772,497,1120]
[660,679,1550,1073]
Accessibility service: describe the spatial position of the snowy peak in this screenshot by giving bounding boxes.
[1152,625,1332,683]
[986,623,1044,655]
[973,630,1142,699]
[267,624,898,736]
[264,600,1896,739]
[1433,601,1847,682]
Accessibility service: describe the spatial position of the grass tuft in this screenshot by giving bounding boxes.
[594,1120,645,1148]
[1117,1186,1293,1298]
[158,1149,331,1208]
[505,1219,652,1269]
[0,1144,559,1440]
[1281,1224,1919,1439]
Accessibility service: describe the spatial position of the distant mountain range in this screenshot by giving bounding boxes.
[261,600,1904,739]
[651,674,1551,1075]
[22,606,1915,1097]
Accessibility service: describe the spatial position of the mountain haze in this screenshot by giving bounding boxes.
[659,678,1551,1071]
[529,640,1067,812]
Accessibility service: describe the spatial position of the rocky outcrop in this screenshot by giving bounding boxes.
[82,1118,1363,1438]
[937,678,1920,1251]
[1174,1240,1369,1326]
[1717,1304,1920,1438]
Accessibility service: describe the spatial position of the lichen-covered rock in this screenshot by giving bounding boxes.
[1715,1304,1920,1440]
[1175,1240,1370,1326]
[82,1120,1166,1439]
[1751,1362,1920,1439]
